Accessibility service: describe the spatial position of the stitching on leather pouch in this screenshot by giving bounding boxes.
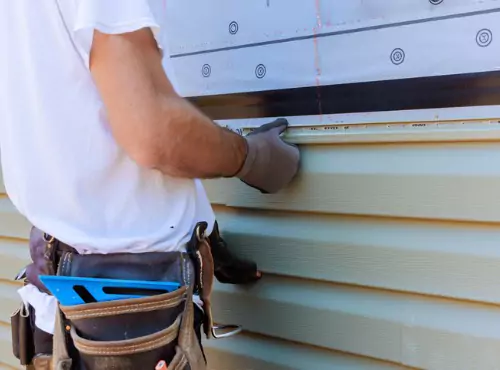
[72,315,182,355]
[60,252,71,276]
[169,349,185,369]
[63,285,186,311]
[62,292,187,320]
[62,253,68,275]
[181,253,187,287]
[184,254,191,287]
[67,253,73,275]
[180,356,188,369]
[74,329,177,355]
[67,290,184,312]
[58,252,66,276]
[63,253,70,275]
[64,299,185,320]
[173,355,188,370]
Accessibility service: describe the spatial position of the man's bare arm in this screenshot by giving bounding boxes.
[89,27,247,178]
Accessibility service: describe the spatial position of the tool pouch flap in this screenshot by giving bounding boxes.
[55,251,206,370]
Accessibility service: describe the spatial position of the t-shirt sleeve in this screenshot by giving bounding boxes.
[72,0,164,68]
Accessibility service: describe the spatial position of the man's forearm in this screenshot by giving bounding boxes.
[90,28,248,180]
[148,96,248,179]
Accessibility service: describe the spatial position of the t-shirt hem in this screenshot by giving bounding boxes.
[74,18,161,39]
[74,18,163,69]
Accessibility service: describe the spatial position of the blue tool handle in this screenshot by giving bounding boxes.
[39,275,181,306]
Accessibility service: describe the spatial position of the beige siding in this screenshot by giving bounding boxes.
[0,196,31,355]
[3,139,500,369]
[201,140,500,370]
[204,334,409,370]
[0,193,31,368]
[203,142,500,222]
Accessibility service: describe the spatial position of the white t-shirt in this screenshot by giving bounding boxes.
[1,1,214,333]
[0,0,215,255]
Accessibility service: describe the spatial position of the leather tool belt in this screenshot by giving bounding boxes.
[11,222,241,370]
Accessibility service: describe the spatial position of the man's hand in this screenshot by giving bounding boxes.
[236,118,300,193]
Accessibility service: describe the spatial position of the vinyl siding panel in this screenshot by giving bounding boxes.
[0,323,21,369]
[212,207,500,305]
[210,275,500,370]
[0,198,30,240]
[0,197,29,369]
[202,142,500,223]
[3,137,500,369]
[0,162,30,367]
[201,139,500,369]
[205,334,411,370]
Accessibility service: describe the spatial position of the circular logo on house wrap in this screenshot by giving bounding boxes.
[476,29,493,47]
[390,48,405,65]
[255,64,267,78]
[429,0,443,5]
[229,21,239,35]
[202,64,211,77]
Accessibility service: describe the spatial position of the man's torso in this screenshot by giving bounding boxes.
[0,0,215,254]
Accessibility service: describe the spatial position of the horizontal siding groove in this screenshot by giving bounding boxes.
[213,206,500,305]
[0,198,30,239]
[0,179,26,369]
[204,332,416,370]
[0,281,23,325]
[211,275,500,369]
[0,321,11,328]
[0,235,28,243]
[212,204,500,229]
[212,203,500,228]
[0,239,30,282]
[0,279,23,288]
[0,324,22,369]
[203,142,500,223]
[0,362,20,370]
[235,271,500,309]
[0,239,31,258]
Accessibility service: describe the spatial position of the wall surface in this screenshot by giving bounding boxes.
[3,1,500,369]
[166,1,500,369]
[200,141,500,370]
[5,142,500,370]
[0,170,32,369]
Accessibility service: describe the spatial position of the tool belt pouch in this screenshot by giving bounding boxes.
[10,302,34,365]
[56,252,206,370]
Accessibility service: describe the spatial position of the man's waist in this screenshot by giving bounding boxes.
[25,226,207,294]
[37,232,191,256]
[22,204,215,255]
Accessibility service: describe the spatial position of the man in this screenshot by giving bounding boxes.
[0,1,300,369]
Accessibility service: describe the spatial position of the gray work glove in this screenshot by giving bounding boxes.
[236,118,300,193]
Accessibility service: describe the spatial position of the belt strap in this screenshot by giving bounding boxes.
[188,222,242,339]
[40,223,242,340]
